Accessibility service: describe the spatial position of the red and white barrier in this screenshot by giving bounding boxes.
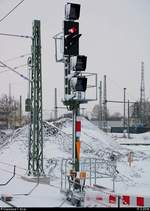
[84,189,117,207]
[84,189,150,207]
[120,194,150,207]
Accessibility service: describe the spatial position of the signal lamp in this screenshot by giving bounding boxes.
[64,21,81,56]
[70,76,87,92]
[65,3,80,20]
[71,55,87,71]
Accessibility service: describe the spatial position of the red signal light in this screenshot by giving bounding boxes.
[64,21,80,56]
[68,26,77,34]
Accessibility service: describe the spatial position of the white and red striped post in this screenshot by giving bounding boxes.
[75,115,81,171]
[72,107,81,172]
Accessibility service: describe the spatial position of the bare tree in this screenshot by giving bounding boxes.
[91,104,110,120]
[130,100,150,127]
[0,94,19,128]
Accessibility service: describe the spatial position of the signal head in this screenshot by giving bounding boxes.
[65,3,81,20]
[71,55,87,71]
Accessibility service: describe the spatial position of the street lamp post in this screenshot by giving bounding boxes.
[127,100,130,139]
[123,88,126,137]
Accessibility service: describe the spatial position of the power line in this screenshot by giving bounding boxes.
[106,100,135,104]
[107,75,138,102]
[0,60,31,82]
[0,70,9,74]
[0,0,25,24]
[0,63,27,70]
[4,53,31,63]
[0,32,32,39]
[0,63,27,77]
[14,63,27,70]
[0,54,30,68]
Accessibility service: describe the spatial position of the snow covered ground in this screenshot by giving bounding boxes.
[0,117,150,207]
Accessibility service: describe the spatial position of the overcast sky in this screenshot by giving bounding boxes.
[0,0,150,117]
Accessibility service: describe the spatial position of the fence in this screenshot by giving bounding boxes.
[60,157,117,193]
[111,127,150,134]
[84,188,150,207]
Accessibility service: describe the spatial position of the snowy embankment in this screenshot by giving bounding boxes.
[0,117,129,168]
[0,117,150,207]
[0,117,147,181]
[0,117,128,180]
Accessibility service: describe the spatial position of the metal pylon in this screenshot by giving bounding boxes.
[28,20,44,176]
[103,75,107,131]
[140,61,145,125]
[98,81,103,129]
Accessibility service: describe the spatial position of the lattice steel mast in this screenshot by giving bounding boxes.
[140,61,145,125]
[98,81,103,129]
[28,20,44,176]
[103,75,107,131]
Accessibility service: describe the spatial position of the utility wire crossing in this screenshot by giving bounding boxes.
[0,60,32,82]
[0,0,26,24]
[0,32,32,39]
